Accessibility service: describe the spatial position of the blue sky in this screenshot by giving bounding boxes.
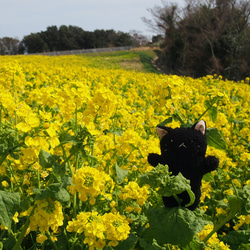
[1,0,185,40]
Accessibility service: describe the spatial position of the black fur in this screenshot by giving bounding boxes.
[148,120,219,210]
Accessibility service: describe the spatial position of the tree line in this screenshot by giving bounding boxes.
[143,0,250,81]
[0,26,149,55]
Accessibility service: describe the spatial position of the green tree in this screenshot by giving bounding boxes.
[21,25,137,54]
[22,33,48,53]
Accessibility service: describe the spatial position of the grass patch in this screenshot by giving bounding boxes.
[78,49,161,74]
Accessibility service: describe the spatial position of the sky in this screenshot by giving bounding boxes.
[1,0,185,40]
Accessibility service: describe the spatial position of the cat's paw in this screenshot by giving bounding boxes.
[202,155,219,174]
[147,153,162,167]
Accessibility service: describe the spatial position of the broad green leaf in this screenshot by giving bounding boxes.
[228,196,243,215]
[0,191,20,228]
[183,237,206,250]
[221,230,250,250]
[39,149,56,168]
[59,132,79,145]
[115,163,129,184]
[202,172,214,182]
[114,233,137,250]
[139,238,164,250]
[39,149,63,175]
[144,207,208,247]
[34,183,70,204]
[206,128,227,150]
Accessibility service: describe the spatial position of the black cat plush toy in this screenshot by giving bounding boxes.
[148,120,219,210]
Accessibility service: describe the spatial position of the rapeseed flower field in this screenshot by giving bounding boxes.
[0,53,249,249]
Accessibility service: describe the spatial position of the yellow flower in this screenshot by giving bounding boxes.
[1,180,9,188]
[67,211,130,249]
[13,212,19,223]
[200,180,212,203]
[28,199,64,236]
[36,234,48,244]
[16,121,31,132]
[69,166,114,203]
[234,215,250,230]
[120,181,149,206]
[102,212,130,242]
[40,171,49,179]
[198,224,219,244]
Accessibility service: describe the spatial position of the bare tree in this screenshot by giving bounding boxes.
[129,30,150,46]
[0,37,20,55]
[142,0,250,80]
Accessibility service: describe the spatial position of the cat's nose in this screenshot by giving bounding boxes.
[178,142,187,148]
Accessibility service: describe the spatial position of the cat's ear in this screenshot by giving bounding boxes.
[156,127,168,139]
[193,120,206,135]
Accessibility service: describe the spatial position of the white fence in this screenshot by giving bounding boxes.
[28,46,133,56]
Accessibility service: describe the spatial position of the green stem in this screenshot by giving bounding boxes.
[173,194,181,206]
[73,194,77,219]
[45,231,59,250]
[0,104,2,123]
[8,163,24,195]
[13,205,36,250]
[37,168,41,189]
[74,104,78,136]
[197,97,218,122]
[0,142,24,167]
[202,211,236,244]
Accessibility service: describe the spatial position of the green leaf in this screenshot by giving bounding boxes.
[209,106,218,123]
[39,149,64,175]
[114,233,137,250]
[144,207,208,247]
[238,243,250,250]
[138,164,171,189]
[228,196,243,216]
[115,163,129,184]
[185,189,196,208]
[59,132,79,145]
[206,128,227,150]
[160,173,191,197]
[158,117,173,126]
[34,183,70,204]
[0,191,20,228]
[104,127,124,136]
[183,237,206,250]
[204,100,218,123]
[138,165,194,206]
[139,238,165,250]
[221,230,250,250]
[39,149,56,168]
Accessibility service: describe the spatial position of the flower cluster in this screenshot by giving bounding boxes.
[0,54,249,249]
[119,181,149,213]
[198,224,230,250]
[24,198,64,243]
[68,166,114,204]
[66,211,130,249]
